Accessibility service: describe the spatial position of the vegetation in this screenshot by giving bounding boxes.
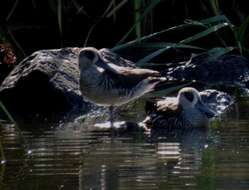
[0,0,248,63]
[0,0,248,126]
[0,2,248,189]
[0,101,16,124]
[0,1,248,117]
[0,101,16,172]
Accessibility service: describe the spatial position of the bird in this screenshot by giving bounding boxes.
[78,47,167,127]
[143,87,216,130]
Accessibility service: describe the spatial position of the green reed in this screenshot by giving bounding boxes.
[207,0,220,15]
[0,102,16,125]
[0,101,13,169]
[117,0,161,45]
[0,101,28,153]
[114,15,235,67]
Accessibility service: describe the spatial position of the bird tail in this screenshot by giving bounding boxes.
[145,98,159,114]
[142,77,167,94]
[146,78,194,97]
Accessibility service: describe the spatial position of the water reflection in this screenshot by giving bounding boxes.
[0,101,249,190]
[78,128,209,190]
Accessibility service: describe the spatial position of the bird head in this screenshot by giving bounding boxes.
[177,87,215,118]
[78,47,100,70]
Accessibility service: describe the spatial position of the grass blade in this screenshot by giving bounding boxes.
[0,101,16,124]
[132,42,205,50]
[0,101,28,151]
[233,15,249,52]
[113,15,232,51]
[136,46,171,67]
[200,15,231,25]
[134,0,142,38]
[116,0,161,46]
[193,47,235,61]
[6,0,19,21]
[180,22,230,44]
[84,0,114,46]
[106,0,128,18]
[135,43,204,67]
[206,47,235,59]
[57,0,62,35]
[185,15,230,27]
[113,23,193,51]
[208,0,219,15]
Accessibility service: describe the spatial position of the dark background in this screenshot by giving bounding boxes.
[0,0,249,61]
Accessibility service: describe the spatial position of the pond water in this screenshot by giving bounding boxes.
[0,99,249,190]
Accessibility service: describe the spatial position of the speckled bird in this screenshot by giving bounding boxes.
[144,87,216,129]
[78,47,166,125]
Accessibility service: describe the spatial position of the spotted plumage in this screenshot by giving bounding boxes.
[144,87,216,129]
[78,47,166,125]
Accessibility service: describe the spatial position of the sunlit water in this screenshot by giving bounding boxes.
[0,99,249,190]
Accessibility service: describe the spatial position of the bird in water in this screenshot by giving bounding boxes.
[143,87,216,130]
[78,47,168,127]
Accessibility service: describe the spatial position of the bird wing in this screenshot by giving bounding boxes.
[97,48,160,89]
[101,61,160,88]
[99,48,136,68]
[157,100,182,116]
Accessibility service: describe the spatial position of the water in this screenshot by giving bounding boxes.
[0,99,249,190]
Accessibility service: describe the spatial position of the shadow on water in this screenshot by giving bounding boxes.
[0,99,249,190]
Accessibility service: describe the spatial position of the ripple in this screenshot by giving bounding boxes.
[1,101,249,190]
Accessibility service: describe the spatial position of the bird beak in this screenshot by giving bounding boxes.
[196,100,216,118]
[74,47,81,55]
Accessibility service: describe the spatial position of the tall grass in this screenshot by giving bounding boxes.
[208,0,220,15]
[0,101,27,157]
[0,102,28,149]
[117,0,161,45]
[57,0,62,36]
[0,102,16,125]
[113,15,236,67]
[2,0,249,59]
[232,15,249,56]
[0,101,30,185]
[0,101,15,169]
[134,0,142,39]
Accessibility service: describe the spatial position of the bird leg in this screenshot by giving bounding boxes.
[109,106,114,128]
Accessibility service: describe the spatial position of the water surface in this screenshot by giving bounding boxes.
[0,100,249,190]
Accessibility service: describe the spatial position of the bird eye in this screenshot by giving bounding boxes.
[80,50,96,61]
[184,92,194,102]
